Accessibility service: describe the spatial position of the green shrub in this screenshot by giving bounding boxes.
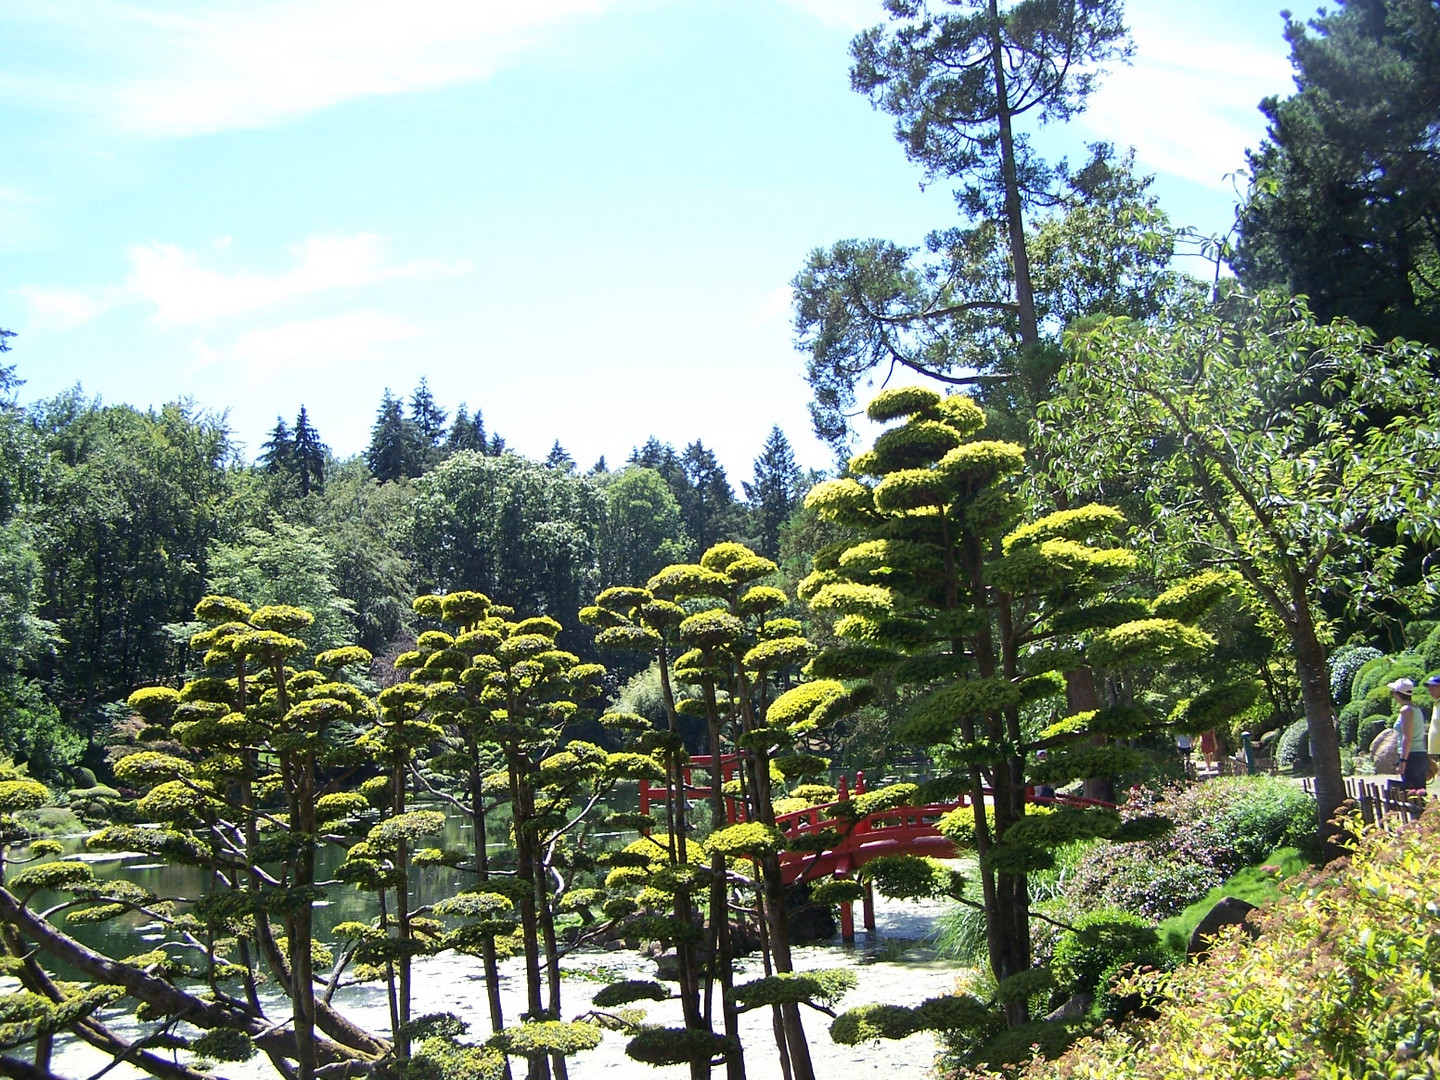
[1065,778,1313,921]
[1050,911,1172,997]
[1357,717,1388,750]
[1336,701,1362,745]
[1350,655,1391,702]
[986,814,1440,1080]
[1424,624,1440,672]
[1275,719,1310,771]
[1329,644,1382,705]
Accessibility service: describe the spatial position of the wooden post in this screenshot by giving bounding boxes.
[862,878,876,934]
[839,892,855,943]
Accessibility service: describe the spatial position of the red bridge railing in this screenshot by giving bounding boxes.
[636,759,1116,942]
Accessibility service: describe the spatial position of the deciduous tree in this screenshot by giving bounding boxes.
[1040,291,1440,840]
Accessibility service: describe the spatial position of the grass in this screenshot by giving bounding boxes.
[1156,846,1310,954]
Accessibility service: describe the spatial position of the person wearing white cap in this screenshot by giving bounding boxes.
[1389,678,1429,790]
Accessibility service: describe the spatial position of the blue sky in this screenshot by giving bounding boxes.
[0,0,1297,479]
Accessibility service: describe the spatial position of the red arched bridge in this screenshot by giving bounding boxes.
[638,753,1114,941]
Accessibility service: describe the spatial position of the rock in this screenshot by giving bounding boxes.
[1371,728,1400,774]
[1187,896,1258,958]
[654,951,680,982]
[1044,991,1093,1022]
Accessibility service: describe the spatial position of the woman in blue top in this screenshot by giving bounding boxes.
[1389,678,1430,790]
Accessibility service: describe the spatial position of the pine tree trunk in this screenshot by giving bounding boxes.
[469,747,511,1080]
[657,648,712,1080]
[703,704,745,1080]
[988,0,1039,348]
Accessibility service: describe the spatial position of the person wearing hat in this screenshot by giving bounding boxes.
[1425,675,1440,780]
[1390,678,1429,790]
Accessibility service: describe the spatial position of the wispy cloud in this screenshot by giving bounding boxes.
[1,0,633,138]
[1079,9,1291,190]
[777,0,879,30]
[20,233,469,329]
[222,311,420,378]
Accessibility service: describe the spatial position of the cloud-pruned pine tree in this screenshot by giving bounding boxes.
[804,386,1249,1064]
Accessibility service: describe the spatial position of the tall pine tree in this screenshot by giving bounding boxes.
[545,440,575,472]
[292,406,327,497]
[259,417,294,475]
[408,379,447,448]
[367,390,410,483]
[680,440,735,553]
[744,425,804,559]
[445,403,487,454]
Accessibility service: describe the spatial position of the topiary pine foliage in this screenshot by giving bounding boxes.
[804,387,1244,1061]
[586,545,867,1080]
[398,588,617,1053]
[0,596,409,1080]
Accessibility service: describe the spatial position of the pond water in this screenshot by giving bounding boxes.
[17,803,968,1079]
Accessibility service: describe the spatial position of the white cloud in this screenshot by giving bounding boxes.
[3,0,634,138]
[1079,8,1292,190]
[225,311,419,377]
[20,233,469,328]
[776,0,877,30]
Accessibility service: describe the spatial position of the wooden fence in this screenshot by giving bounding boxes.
[1302,776,1428,825]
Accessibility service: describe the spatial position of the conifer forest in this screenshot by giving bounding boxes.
[3,2,1440,1079]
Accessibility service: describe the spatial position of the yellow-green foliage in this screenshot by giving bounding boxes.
[367,810,446,850]
[0,779,49,813]
[873,467,953,512]
[734,968,856,1009]
[1086,619,1213,670]
[113,752,193,788]
[809,878,865,905]
[808,582,894,617]
[125,686,181,721]
[250,604,315,634]
[194,595,253,623]
[900,678,1021,744]
[1169,680,1263,731]
[648,564,729,600]
[316,647,373,675]
[991,815,1440,1080]
[1150,569,1241,623]
[867,385,942,422]
[938,440,1026,488]
[742,636,812,671]
[626,1027,737,1067]
[704,822,785,858]
[678,609,744,649]
[805,478,878,528]
[1002,504,1126,554]
[767,680,848,731]
[488,1020,601,1059]
[10,861,96,895]
[830,994,992,1045]
[858,854,956,901]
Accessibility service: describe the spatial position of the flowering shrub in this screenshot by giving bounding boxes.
[1065,777,1313,920]
[968,812,1440,1079]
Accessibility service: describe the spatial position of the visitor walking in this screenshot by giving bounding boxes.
[1426,675,1440,781]
[1199,729,1218,775]
[1176,733,1194,777]
[1389,678,1429,791]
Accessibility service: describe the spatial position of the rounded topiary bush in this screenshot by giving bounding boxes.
[1051,910,1173,997]
[1336,701,1362,746]
[1350,655,1392,703]
[1423,625,1440,673]
[1329,644,1382,706]
[1276,719,1310,772]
